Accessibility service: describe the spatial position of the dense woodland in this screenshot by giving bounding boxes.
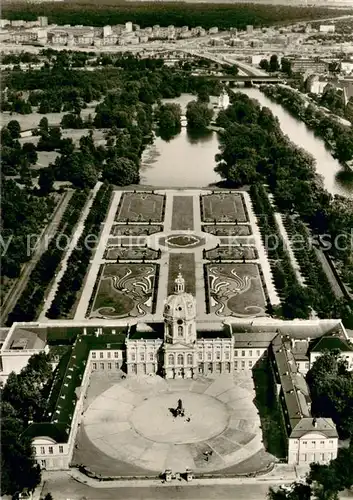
[1,353,54,495]
[215,92,353,325]
[3,2,348,30]
[1,51,222,324]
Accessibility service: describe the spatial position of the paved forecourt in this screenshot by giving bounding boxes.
[82,373,266,474]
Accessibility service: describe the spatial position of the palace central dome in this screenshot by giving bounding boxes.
[163,272,196,321]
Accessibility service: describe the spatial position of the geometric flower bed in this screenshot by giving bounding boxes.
[205,263,267,317]
[205,246,258,261]
[202,225,252,236]
[90,263,158,318]
[105,246,159,261]
[201,193,249,223]
[115,192,165,222]
[110,225,163,236]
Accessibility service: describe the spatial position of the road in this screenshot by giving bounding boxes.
[0,190,73,326]
[38,474,353,500]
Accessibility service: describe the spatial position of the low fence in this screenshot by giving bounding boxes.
[72,460,275,482]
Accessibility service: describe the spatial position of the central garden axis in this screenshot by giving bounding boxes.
[85,189,276,322]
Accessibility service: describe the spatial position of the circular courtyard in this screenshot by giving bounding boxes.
[131,392,228,444]
[81,374,266,473]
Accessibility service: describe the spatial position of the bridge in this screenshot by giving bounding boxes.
[205,74,281,83]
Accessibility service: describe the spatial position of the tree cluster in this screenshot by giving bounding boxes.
[6,191,89,325]
[186,100,213,132]
[307,351,353,439]
[214,91,352,323]
[3,2,346,30]
[47,183,112,319]
[262,84,353,164]
[1,352,53,495]
[1,121,38,176]
[250,184,311,319]
[1,178,55,282]
[155,102,182,140]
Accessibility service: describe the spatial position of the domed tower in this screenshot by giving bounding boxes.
[163,272,197,345]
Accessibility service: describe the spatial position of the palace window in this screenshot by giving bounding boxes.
[216,351,221,360]
[100,363,104,370]
[100,352,104,359]
[187,354,193,365]
[149,352,154,361]
[207,352,212,361]
[225,351,230,360]
[178,325,183,336]
[248,360,253,367]
[49,447,53,455]
[40,446,45,455]
[92,352,96,359]
[140,353,145,362]
[92,362,97,370]
[241,351,245,357]
[168,354,174,365]
[59,446,64,453]
[234,351,238,357]
[107,352,111,359]
[131,353,136,361]
[241,361,245,368]
[108,363,112,370]
[234,361,238,369]
[115,362,120,369]
[256,350,261,357]
[177,354,184,365]
[114,352,119,358]
[198,352,202,360]
[227,362,231,372]
[249,350,252,357]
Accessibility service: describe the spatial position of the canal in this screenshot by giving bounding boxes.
[140,90,352,198]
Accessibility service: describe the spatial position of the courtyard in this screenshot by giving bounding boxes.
[90,263,158,318]
[75,372,272,475]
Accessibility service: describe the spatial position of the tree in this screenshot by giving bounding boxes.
[186,100,213,131]
[281,57,292,75]
[7,120,21,139]
[259,59,270,72]
[22,142,38,165]
[39,168,55,194]
[39,117,49,132]
[103,157,139,186]
[269,54,280,72]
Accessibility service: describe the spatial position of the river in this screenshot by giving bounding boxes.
[140,90,352,197]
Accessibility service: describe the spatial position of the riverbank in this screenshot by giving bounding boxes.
[260,84,353,174]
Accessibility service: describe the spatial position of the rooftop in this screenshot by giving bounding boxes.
[4,326,47,351]
[310,335,353,353]
[290,417,338,439]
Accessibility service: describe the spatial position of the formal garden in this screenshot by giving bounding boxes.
[205,263,267,317]
[90,263,159,318]
[105,245,160,261]
[115,192,165,223]
[201,192,249,223]
[205,245,258,261]
[202,224,252,236]
[111,224,163,236]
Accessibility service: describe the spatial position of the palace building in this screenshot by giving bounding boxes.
[126,272,234,379]
[1,273,352,470]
